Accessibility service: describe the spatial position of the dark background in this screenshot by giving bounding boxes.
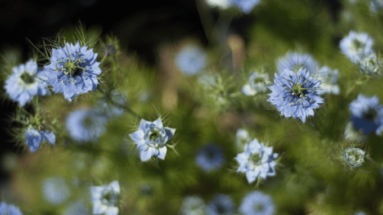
[0,0,341,182]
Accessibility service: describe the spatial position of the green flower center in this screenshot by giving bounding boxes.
[353,40,364,50]
[21,72,35,84]
[348,152,361,161]
[149,130,160,141]
[250,153,261,166]
[292,84,305,97]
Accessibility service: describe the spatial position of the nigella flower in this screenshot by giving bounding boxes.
[206,194,235,215]
[370,0,383,13]
[344,122,367,144]
[206,0,230,9]
[235,138,278,183]
[0,202,23,215]
[236,128,251,149]
[239,191,275,215]
[276,52,319,74]
[91,180,120,215]
[24,128,55,152]
[42,177,71,205]
[339,31,374,63]
[5,60,50,107]
[358,53,380,75]
[242,72,270,96]
[267,68,323,123]
[175,45,207,76]
[66,107,107,142]
[343,147,365,168]
[316,66,340,95]
[42,42,102,101]
[195,143,225,172]
[349,94,383,135]
[179,196,206,215]
[228,0,260,14]
[64,201,91,215]
[129,118,176,161]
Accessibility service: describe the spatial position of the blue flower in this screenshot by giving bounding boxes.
[179,196,206,215]
[176,45,207,76]
[358,53,380,75]
[91,180,119,215]
[129,118,176,161]
[195,143,225,172]
[239,191,275,215]
[42,42,102,101]
[343,147,365,168]
[66,107,107,142]
[316,66,340,95]
[228,0,260,14]
[5,60,50,107]
[42,177,71,205]
[0,202,23,215]
[24,128,55,152]
[349,94,383,135]
[64,201,91,215]
[206,194,235,215]
[370,0,383,13]
[339,31,374,63]
[276,52,319,74]
[242,72,270,96]
[235,138,278,183]
[267,68,323,123]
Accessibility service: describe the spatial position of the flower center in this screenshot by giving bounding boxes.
[348,151,361,162]
[101,189,118,206]
[292,84,305,97]
[149,130,160,141]
[352,39,365,51]
[363,109,377,121]
[254,203,264,212]
[54,50,87,84]
[21,72,35,84]
[250,152,262,166]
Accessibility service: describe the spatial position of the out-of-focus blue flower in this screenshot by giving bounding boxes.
[206,194,235,215]
[5,60,50,107]
[206,0,230,9]
[343,147,365,168]
[236,128,251,149]
[239,191,275,215]
[64,201,91,215]
[24,128,55,152]
[349,94,383,135]
[91,180,119,215]
[42,177,71,205]
[267,68,323,123]
[316,66,340,95]
[228,0,260,14]
[176,45,207,76]
[129,118,176,161]
[235,138,278,183]
[195,143,225,172]
[42,42,102,101]
[358,53,380,75]
[242,72,270,96]
[66,107,107,142]
[370,0,383,13]
[0,202,23,215]
[179,195,206,215]
[99,90,128,118]
[276,52,319,74]
[354,212,367,215]
[339,31,374,63]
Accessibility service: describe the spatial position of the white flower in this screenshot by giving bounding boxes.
[179,196,206,215]
[339,31,374,63]
[235,128,251,149]
[91,181,120,215]
[206,0,230,9]
[343,147,365,168]
[235,138,278,183]
[316,66,340,95]
[129,118,176,161]
[242,72,270,96]
[358,53,380,75]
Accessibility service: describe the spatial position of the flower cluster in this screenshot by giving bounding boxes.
[268,68,323,123]
[129,118,176,161]
[235,138,278,183]
[5,60,50,107]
